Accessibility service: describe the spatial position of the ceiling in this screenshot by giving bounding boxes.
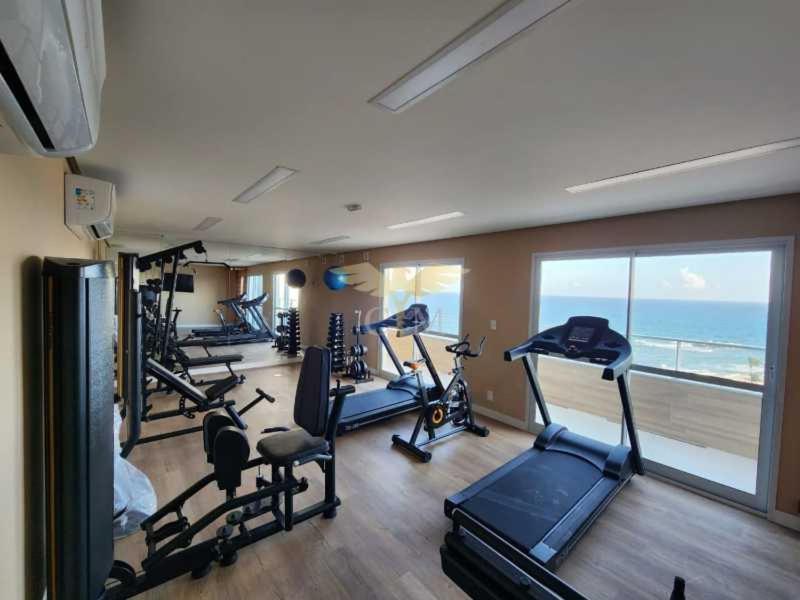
[82,0,800,258]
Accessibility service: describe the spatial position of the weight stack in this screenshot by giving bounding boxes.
[286,308,301,357]
[43,258,115,600]
[327,313,346,373]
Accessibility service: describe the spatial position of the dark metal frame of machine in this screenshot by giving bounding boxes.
[106,376,354,599]
[116,252,265,456]
[136,241,206,363]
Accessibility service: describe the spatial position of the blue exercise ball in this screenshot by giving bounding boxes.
[323,267,348,291]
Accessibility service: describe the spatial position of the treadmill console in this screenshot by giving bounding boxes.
[358,303,430,337]
[505,315,632,381]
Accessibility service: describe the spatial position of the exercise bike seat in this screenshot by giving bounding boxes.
[402,358,427,371]
[256,430,329,467]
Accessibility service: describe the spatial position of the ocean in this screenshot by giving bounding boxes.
[403,292,768,385]
[540,296,768,384]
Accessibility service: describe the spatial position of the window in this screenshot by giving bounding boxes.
[380,261,463,378]
[245,274,263,328]
[631,253,770,386]
[533,242,786,509]
[272,272,300,325]
[536,256,630,447]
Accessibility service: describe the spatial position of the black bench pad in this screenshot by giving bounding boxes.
[256,430,328,466]
[182,353,243,368]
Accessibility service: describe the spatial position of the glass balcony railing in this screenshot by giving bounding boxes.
[630,334,766,386]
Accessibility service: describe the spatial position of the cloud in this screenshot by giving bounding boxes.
[659,279,672,289]
[679,267,706,289]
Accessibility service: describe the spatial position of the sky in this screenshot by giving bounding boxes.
[540,251,772,303]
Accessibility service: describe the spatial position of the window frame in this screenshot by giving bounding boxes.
[531,238,782,393]
[529,236,794,513]
[377,258,465,379]
[271,271,300,321]
[380,258,465,340]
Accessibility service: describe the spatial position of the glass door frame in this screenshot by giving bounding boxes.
[528,236,793,513]
[378,258,465,379]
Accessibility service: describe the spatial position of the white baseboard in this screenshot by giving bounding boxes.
[473,404,527,430]
[770,509,800,532]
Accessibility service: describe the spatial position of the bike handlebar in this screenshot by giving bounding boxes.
[446,334,485,358]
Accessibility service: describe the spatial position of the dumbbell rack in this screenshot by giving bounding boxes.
[346,310,372,383]
[286,308,301,357]
[328,313,346,373]
[273,311,289,352]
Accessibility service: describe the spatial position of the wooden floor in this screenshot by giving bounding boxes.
[117,363,800,599]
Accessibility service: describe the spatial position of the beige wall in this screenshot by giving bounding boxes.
[255,194,800,516]
[0,155,96,599]
[141,264,229,326]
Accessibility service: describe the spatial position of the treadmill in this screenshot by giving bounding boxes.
[179,293,274,347]
[190,293,247,337]
[336,304,444,434]
[441,316,654,599]
[240,294,276,339]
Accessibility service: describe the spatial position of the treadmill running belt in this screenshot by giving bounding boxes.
[461,451,602,554]
[339,387,416,419]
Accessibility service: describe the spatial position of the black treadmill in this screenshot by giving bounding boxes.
[336,304,444,434]
[179,293,274,347]
[190,293,247,337]
[441,316,651,599]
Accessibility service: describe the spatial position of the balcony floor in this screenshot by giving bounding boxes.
[549,404,758,494]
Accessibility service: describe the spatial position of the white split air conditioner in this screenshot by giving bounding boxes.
[0,0,106,156]
[65,174,115,240]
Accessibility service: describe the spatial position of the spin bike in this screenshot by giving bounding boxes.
[391,335,490,462]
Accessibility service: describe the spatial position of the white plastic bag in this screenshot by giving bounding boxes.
[113,404,157,538]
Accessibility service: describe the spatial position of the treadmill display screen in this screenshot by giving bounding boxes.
[567,326,594,344]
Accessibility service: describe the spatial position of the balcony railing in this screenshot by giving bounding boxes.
[630,334,766,388]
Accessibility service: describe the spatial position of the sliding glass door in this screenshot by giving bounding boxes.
[380,260,463,380]
[531,240,789,510]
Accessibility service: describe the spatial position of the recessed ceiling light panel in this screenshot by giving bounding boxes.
[233,166,298,203]
[566,137,800,194]
[312,235,351,245]
[193,216,223,231]
[369,0,573,112]
[387,211,465,230]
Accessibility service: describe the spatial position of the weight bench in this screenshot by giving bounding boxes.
[173,348,247,388]
[138,358,272,445]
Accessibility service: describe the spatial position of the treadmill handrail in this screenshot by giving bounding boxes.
[450,509,589,600]
[240,293,269,308]
[218,293,246,307]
